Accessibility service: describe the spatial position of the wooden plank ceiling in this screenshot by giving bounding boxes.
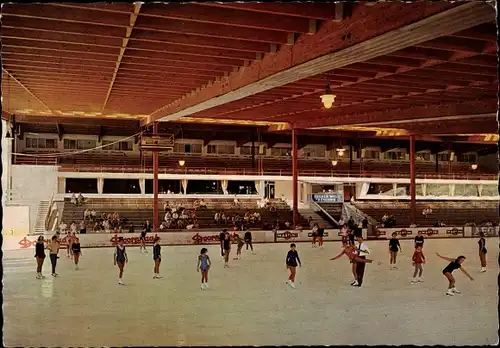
[1,2,498,136]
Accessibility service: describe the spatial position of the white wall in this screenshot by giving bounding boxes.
[10,165,59,230]
[275,180,293,203]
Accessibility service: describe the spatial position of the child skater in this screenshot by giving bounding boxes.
[285,243,302,289]
[140,228,147,253]
[478,232,487,272]
[233,233,245,260]
[311,223,318,248]
[317,226,325,248]
[71,237,82,270]
[388,232,402,269]
[114,237,128,285]
[436,253,474,296]
[414,230,424,249]
[244,229,254,253]
[197,248,211,289]
[223,230,231,267]
[35,236,46,279]
[153,236,162,279]
[411,245,425,283]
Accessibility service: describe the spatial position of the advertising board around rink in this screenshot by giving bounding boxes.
[377,227,464,239]
[274,229,368,243]
[464,226,499,238]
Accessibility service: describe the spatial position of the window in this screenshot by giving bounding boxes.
[77,139,96,150]
[363,149,380,159]
[459,153,477,163]
[102,140,133,151]
[206,144,235,154]
[64,139,77,149]
[438,153,451,162]
[175,143,202,154]
[416,152,431,161]
[26,137,57,149]
[270,147,291,157]
[386,151,405,160]
[240,146,254,155]
[302,146,326,158]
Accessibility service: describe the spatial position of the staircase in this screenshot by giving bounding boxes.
[299,209,335,229]
[33,201,50,234]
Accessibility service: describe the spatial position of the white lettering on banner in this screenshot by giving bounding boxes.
[472,226,499,237]
[378,227,464,239]
[312,193,343,203]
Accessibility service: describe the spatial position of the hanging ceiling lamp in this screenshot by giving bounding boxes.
[471,164,478,170]
[331,160,338,166]
[178,159,185,167]
[320,84,336,109]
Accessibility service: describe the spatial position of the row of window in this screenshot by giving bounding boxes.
[24,137,478,162]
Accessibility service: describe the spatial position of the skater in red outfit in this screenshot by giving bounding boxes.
[436,253,473,296]
[411,245,425,283]
[330,243,374,264]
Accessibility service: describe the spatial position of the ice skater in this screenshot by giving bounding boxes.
[317,226,325,248]
[48,235,61,277]
[71,237,82,270]
[414,230,424,249]
[140,228,147,253]
[219,229,227,257]
[244,229,254,253]
[223,230,231,267]
[353,235,371,287]
[152,236,162,279]
[388,232,402,269]
[411,245,425,283]
[233,233,244,260]
[311,224,318,248]
[478,232,487,272]
[436,253,474,296]
[197,248,211,289]
[330,243,374,264]
[285,243,302,289]
[34,236,46,279]
[114,237,128,285]
[66,231,73,258]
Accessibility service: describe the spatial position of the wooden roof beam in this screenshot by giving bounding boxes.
[143,2,493,125]
[294,99,497,128]
[14,114,139,128]
[101,2,142,115]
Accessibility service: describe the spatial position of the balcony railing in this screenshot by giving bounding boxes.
[57,164,497,180]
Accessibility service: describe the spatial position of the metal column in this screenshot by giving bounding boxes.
[409,134,416,225]
[292,128,299,227]
[153,122,159,232]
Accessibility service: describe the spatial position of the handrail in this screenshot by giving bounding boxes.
[55,164,498,181]
[44,193,55,232]
[311,201,339,226]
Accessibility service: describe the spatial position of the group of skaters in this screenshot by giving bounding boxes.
[34,222,489,295]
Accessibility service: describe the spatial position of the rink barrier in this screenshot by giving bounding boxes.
[376,227,465,239]
[5,227,491,251]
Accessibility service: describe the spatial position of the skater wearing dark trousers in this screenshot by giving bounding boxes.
[354,235,370,287]
[114,237,128,285]
[197,248,211,289]
[389,232,402,269]
[414,231,424,249]
[48,236,60,277]
[35,236,46,279]
[153,237,162,279]
[436,253,473,296]
[223,230,231,267]
[140,229,147,253]
[233,233,244,260]
[478,232,487,272]
[411,245,425,283]
[219,229,226,257]
[317,226,325,248]
[244,230,254,253]
[286,243,301,289]
[71,237,82,270]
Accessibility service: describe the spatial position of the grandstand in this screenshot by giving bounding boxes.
[1,1,498,238]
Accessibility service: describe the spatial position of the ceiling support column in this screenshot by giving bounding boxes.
[292,127,299,227]
[153,122,160,233]
[409,134,416,225]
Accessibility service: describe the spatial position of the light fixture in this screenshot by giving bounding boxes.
[178,159,185,167]
[331,160,338,166]
[471,164,478,170]
[320,84,336,109]
[336,148,345,156]
[449,151,455,161]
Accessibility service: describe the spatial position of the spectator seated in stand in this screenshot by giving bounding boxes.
[70,193,78,205]
[77,192,85,205]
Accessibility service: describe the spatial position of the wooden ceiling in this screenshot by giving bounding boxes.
[1,2,498,136]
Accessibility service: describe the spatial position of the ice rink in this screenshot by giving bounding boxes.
[3,238,498,346]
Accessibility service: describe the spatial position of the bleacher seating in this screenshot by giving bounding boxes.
[60,198,307,232]
[353,201,499,227]
[317,203,343,221]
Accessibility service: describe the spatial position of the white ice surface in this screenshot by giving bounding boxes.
[3,238,498,346]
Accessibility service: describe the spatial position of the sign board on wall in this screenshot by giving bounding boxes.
[311,193,343,203]
[464,226,499,238]
[377,227,464,239]
[274,229,367,242]
[2,206,30,236]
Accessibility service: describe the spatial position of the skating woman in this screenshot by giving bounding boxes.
[388,232,402,269]
[286,243,302,288]
[153,236,162,279]
[411,245,425,283]
[330,243,373,286]
[48,235,60,277]
[244,230,254,253]
[71,237,82,270]
[114,237,128,285]
[197,248,211,289]
[140,228,147,253]
[436,253,474,296]
[223,230,231,267]
[35,236,46,279]
[478,232,487,272]
[317,226,325,248]
[311,224,318,248]
[66,231,73,258]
